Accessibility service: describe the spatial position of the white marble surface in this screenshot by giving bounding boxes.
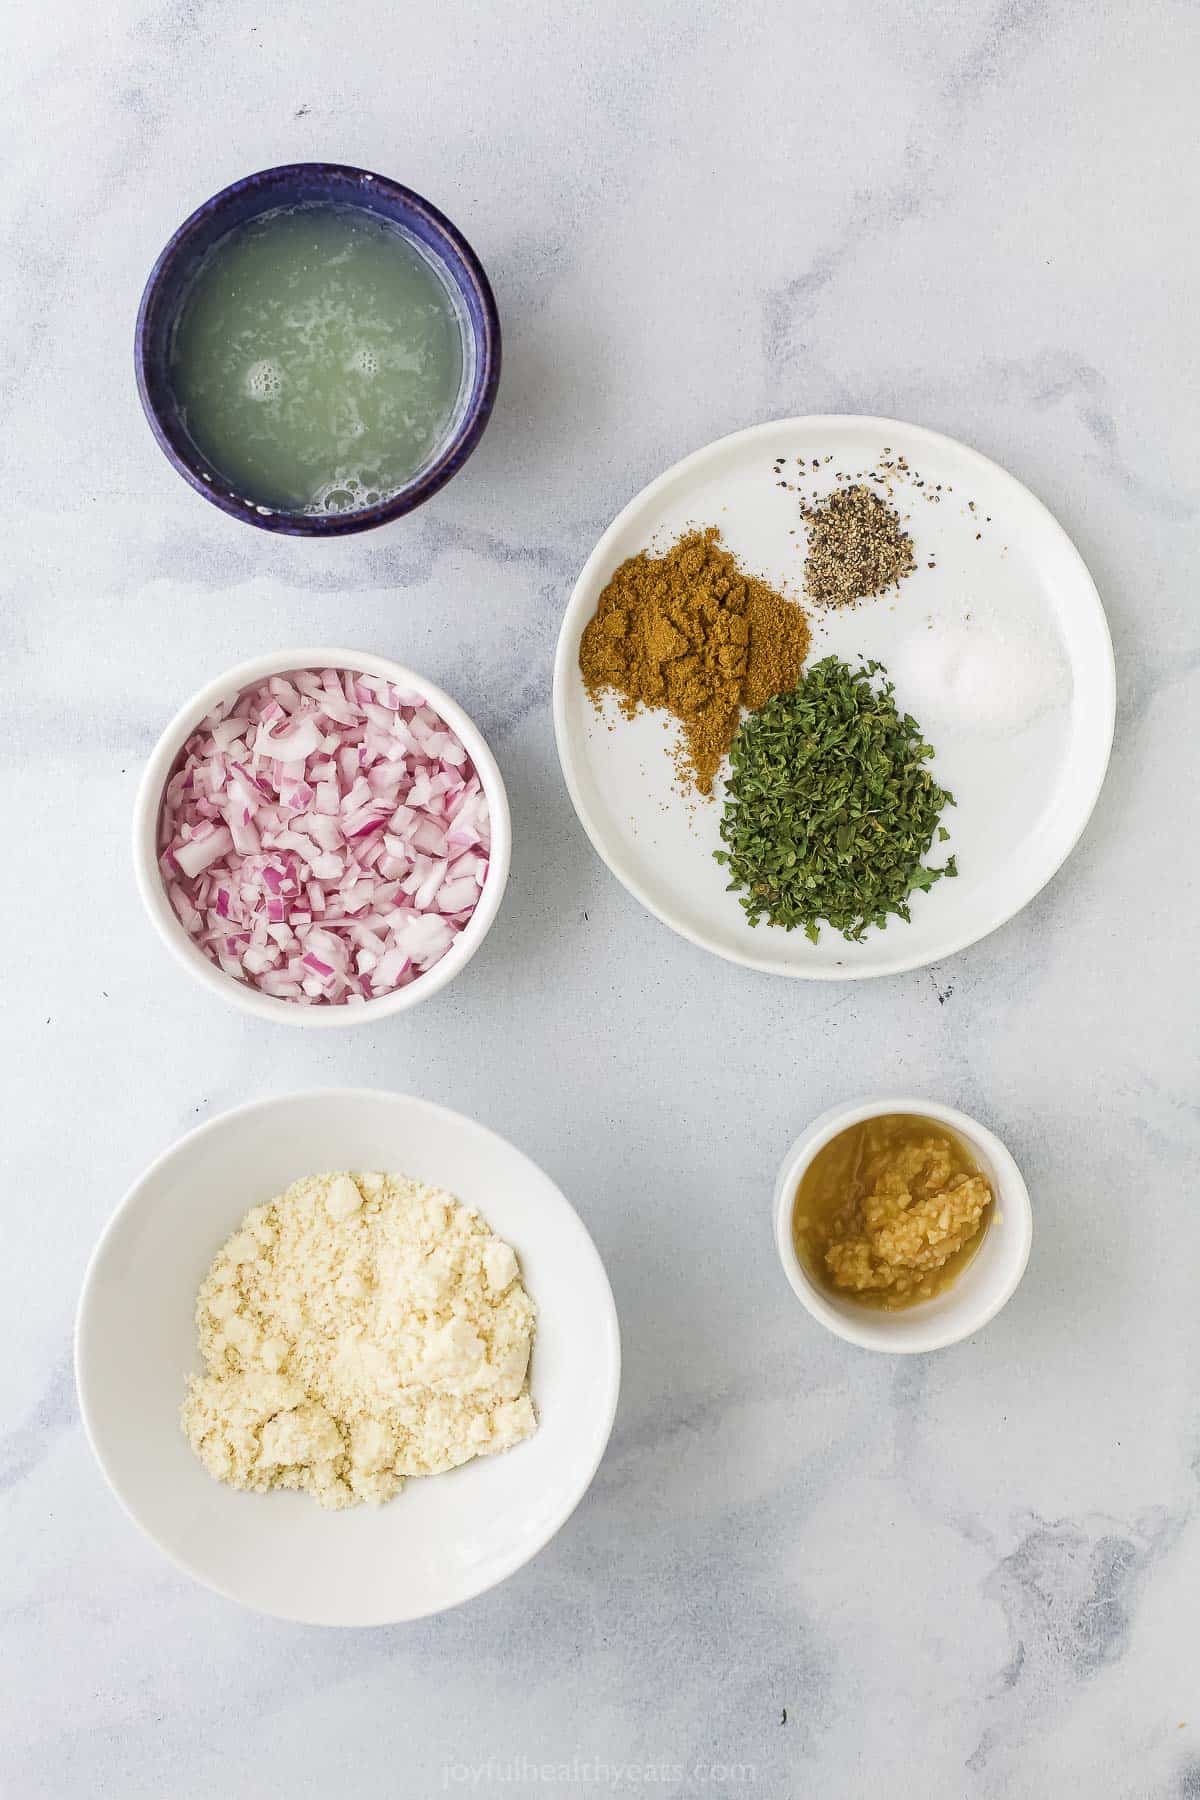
[4,2,1198,1795]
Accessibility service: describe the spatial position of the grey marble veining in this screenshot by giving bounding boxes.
[3,1,1198,1795]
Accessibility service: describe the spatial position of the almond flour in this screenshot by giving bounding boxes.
[181,1170,537,1509]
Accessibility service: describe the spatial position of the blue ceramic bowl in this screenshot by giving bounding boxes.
[135,163,500,536]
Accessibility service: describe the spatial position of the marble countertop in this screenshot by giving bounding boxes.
[4,2,1198,1795]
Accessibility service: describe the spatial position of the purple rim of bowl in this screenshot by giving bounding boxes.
[134,163,501,536]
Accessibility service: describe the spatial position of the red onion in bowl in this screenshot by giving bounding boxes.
[158,668,491,1006]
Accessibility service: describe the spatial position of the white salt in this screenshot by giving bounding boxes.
[890,610,1069,735]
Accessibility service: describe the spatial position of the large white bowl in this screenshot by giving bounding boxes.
[75,1090,621,1625]
[774,1097,1033,1353]
[133,648,511,1027]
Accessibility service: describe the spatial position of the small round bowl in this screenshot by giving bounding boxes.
[135,163,500,535]
[75,1089,622,1625]
[133,648,510,1028]
[774,1097,1033,1353]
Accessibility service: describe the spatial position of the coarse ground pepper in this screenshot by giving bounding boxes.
[578,528,810,795]
[801,483,916,608]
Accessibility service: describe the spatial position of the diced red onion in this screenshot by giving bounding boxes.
[158,669,490,1005]
[173,827,233,878]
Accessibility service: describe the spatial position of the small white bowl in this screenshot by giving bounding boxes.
[75,1089,621,1626]
[133,648,511,1028]
[774,1097,1032,1353]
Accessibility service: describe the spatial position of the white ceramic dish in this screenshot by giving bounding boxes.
[134,648,511,1027]
[553,416,1115,979]
[75,1089,621,1625]
[773,1097,1032,1353]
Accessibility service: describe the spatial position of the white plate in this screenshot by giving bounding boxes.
[75,1090,620,1626]
[553,417,1115,979]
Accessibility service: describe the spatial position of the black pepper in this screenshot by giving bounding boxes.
[800,484,917,609]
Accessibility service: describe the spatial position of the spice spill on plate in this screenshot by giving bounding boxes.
[770,444,1002,599]
[716,657,956,942]
[792,1115,994,1309]
[578,527,810,796]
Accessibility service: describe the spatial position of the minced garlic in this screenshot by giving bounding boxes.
[793,1117,993,1311]
[182,1170,537,1509]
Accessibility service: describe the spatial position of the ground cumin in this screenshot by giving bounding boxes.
[578,528,810,794]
